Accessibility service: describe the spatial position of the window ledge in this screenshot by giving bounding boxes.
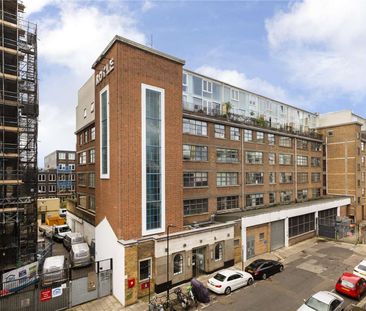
[217,185,240,188]
[184,186,209,189]
[184,212,209,217]
[183,133,209,138]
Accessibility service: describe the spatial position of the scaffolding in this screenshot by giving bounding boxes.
[0,0,38,272]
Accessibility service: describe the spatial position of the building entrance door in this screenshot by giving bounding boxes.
[246,235,255,259]
[192,247,205,277]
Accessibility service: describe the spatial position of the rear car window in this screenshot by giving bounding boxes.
[341,279,355,289]
[214,273,226,282]
[358,264,366,271]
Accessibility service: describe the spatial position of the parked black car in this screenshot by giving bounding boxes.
[245,259,284,280]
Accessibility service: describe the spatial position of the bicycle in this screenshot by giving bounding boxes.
[149,296,164,311]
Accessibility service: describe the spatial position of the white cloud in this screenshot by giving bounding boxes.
[23,0,55,15]
[38,2,146,77]
[266,0,366,97]
[28,1,146,163]
[142,0,155,13]
[196,66,289,103]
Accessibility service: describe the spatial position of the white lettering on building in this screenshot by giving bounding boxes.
[95,58,114,86]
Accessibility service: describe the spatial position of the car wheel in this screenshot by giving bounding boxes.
[247,278,254,286]
[262,273,267,280]
[279,265,284,272]
[224,287,231,295]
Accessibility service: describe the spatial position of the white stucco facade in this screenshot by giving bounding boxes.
[66,211,95,245]
[95,217,125,306]
[154,223,235,258]
[241,197,351,262]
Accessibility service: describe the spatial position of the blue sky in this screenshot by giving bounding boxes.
[23,0,366,164]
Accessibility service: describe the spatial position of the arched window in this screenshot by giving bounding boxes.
[214,243,223,261]
[173,254,183,275]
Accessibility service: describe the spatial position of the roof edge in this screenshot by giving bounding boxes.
[92,35,185,69]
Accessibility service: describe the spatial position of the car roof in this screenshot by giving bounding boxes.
[66,232,82,238]
[44,255,65,266]
[71,243,89,252]
[341,272,361,283]
[312,291,339,304]
[55,224,70,228]
[216,269,242,277]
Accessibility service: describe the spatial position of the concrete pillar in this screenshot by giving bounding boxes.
[284,217,289,247]
[242,220,247,264]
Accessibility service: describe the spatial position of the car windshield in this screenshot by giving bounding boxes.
[248,260,264,269]
[305,297,329,311]
[213,273,226,282]
[58,227,70,233]
[358,264,366,271]
[341,279,355,289]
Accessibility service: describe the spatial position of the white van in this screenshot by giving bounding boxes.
[42,255,66,286]
[70,243,91,268]
[63,232,84,251]
[52,225,71,242]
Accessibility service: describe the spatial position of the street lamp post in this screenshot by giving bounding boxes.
[166,224,176,303]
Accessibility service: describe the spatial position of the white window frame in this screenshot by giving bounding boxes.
[231,89,239,101]
[49,185,56,193]
[141,83,165,236]
[139,257,152,282]
[100,85,110,179]
[202,79,212,93]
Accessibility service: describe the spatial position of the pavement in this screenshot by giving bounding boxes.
[68,238,366,311]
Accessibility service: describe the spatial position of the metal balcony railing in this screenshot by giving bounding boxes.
[182,100,323,140]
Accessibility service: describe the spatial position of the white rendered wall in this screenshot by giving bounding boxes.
[95,217,125,306]
[154,225,234,258]
[241,197,350,262]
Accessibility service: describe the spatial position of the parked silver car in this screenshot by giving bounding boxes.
[70,243,91,268]
[63,232,84,251]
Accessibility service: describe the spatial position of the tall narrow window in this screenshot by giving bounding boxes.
[100,86,109,178]
[142,84,165,235]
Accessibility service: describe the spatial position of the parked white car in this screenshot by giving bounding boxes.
[353,260,366,279]
[42,255,66,286]
[207,269,253,295]
[297,291,344,311]
[70,243,91,268]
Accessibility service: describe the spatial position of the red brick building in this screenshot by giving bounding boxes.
[73,36,354,306]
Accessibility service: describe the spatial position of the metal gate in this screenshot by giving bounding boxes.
[70,259,112,307]
[318,208,337,239]
[0,273,69,311]
[271,220,285,251]
[0,259,112,310]
[246,235,255,259]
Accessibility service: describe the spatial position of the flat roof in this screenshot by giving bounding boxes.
[215,196,351,222]
[92,35,185,69]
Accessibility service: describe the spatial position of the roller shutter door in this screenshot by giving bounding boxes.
[271,220,285,251]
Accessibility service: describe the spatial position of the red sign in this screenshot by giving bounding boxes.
[141,281,150,290]
[40,288,52,302]
[128,278,135,288]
